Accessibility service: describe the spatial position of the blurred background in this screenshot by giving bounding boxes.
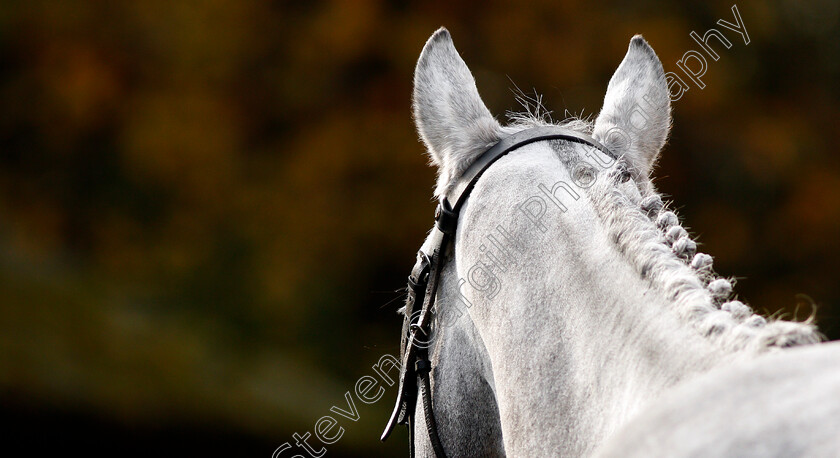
[0,0,838,456]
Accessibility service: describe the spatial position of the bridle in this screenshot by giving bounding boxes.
[380,126,616,457]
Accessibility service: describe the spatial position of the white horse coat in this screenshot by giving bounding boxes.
[405,28,835,457]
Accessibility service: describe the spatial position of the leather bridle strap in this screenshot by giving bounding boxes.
[444,125,615,213]
[381,126,616,457]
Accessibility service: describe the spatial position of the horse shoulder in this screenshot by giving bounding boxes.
[595,341,840,457]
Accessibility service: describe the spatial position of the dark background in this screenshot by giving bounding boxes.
[0,0,838,456]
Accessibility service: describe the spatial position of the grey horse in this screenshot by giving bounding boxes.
[404,28,839,457]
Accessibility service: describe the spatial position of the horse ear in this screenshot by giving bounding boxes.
[593,35,671,180]
[413,28,503,196]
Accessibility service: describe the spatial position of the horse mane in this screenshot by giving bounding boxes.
[592,174,823,352]
[506,108,822,353]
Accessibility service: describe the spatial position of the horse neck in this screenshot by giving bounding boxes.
[418,259,506,456]
[522,199,736,422]
[547,225,735,411]
[447,147,748,454]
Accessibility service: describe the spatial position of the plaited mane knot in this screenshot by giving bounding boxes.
[690,253,713,273]
[656,211,679,230]
[672,237,696,260]
[640,195,663,216]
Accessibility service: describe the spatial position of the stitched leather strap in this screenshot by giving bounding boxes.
[382,228,449,440]
[443,126,615,213]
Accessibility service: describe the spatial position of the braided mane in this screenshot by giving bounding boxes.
[512,113,822,352]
